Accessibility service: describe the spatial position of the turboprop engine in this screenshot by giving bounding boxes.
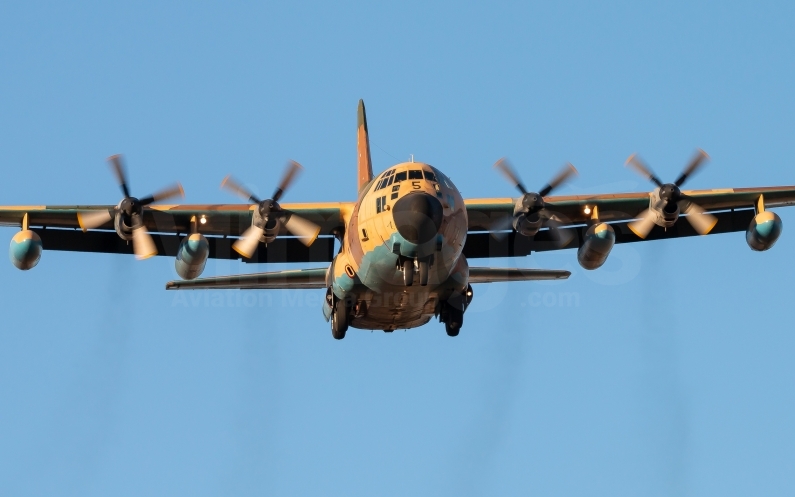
[746,210,783,251]
[491,158,579,247]
[624,150,717,238]
[577,222,616,270]
[175,233,210,280]
[220,160,321,258]
[77,155,184,259]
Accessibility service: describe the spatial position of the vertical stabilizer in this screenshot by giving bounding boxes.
[357,99,373,193]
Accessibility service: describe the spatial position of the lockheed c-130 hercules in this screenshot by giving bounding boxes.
[2,100,794,339]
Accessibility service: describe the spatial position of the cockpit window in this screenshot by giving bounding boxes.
[423,171,436,182]
[408,170,423,180]
[394,171,407,182]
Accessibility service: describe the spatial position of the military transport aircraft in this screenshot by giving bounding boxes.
[1,100,793,339]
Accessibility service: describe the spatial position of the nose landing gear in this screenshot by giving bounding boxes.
[400,257,431,287]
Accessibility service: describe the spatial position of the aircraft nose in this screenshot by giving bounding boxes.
[392,193,444,244]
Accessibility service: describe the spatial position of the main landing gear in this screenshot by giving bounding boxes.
[439,285,473,337]
[331,298,349,340]
[441,304,463,337]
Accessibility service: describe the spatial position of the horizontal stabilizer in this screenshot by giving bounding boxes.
[468,267,570,284]
[166,267,328,290]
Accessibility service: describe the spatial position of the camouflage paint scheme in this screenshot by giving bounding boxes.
[4,100,795,334]
[330,162,469,330]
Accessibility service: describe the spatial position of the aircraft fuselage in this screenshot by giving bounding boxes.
[327,162,471,331]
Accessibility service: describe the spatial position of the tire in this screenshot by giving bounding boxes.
[403,259,414,286]
[418,260,429,286]
[445,307,463,337]
[331,299,348,340]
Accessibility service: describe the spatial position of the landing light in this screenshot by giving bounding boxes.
[200,216,207,225]
[583,206,591,215]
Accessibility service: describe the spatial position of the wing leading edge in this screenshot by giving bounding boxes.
[465,186,795,231]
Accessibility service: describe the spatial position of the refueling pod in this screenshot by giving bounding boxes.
[9,230,42,270]
[577,223,615,270]
[175,233,210,280]
[746,210,782,252]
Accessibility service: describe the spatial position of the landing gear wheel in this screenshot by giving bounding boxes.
[402,259,414,286]
[418,260,429,286]
[331,299,348,340]
[444,307,463,337]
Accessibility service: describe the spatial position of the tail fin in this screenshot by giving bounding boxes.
[357,99,373,193]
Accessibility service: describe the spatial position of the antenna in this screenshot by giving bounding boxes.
[410,154,414,163]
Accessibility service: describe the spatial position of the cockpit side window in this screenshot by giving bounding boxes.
[408,170,423,180]
[423,171,436,182]
[394,171,407,182]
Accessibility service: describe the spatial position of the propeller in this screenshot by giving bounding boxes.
[492,158,578,246]
[221,160,321,258]
[77,154,184,260]
[625,149,717,238]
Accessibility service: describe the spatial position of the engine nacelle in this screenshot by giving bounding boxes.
[577,223,615,270]
[746,211,782,251]
[9,230,42,270]
[113,209,135,241]
[252,208,281,244]
[512,211,543,237]
[175,234,209,280]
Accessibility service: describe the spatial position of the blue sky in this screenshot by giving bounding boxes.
[1,1,795,495]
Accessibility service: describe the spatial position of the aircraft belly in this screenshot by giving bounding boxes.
[349,284,438,331]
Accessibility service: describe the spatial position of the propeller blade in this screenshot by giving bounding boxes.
[272,160,303,203]
[221,175,261,204]
[140,183,185,206]
[108,154,131,198]
[681,200,718,235]
[625,154,664,188]
[77,209,113,231]
[232,225,265,259]
[628,209,658,239]
[493,158,528,195]
[132,224,157,260]
[675,149,710,187]
[544,215,575,247]
[538,163,578,197]
[281,211,321,246]
[489,215,515,240]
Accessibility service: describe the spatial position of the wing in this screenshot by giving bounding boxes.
[468,267,570,283]
[0,202,351,263]
[165,267,328,290]
[465,186,795,231]
[464,207,758,258]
